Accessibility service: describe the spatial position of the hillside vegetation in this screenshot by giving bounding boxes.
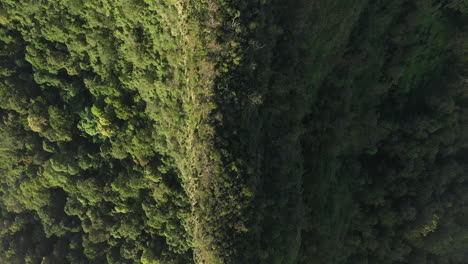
[0,0,467,263]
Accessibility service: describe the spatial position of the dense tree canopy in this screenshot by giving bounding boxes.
[0,0,467,263]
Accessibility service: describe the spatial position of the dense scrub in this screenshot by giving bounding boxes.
[0,0,467,263]
[241,0,468,263]
[298,2,468,264]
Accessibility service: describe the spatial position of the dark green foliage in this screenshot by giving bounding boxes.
[294,1,468,264]
[0,0,467,263]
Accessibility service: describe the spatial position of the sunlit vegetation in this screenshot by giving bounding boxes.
[0,0,467,263]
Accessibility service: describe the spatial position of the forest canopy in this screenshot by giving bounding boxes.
[0,0,467,263]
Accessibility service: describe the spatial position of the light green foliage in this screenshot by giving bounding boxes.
[0,0,249,262]
[0,0,467,264]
